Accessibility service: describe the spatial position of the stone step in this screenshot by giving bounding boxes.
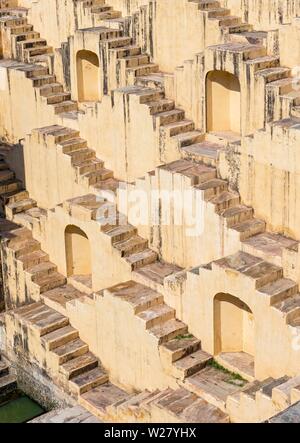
[135,88,165,104]
[33,271,67,293]
[10,238,41,257]
[18,249,49,269]
[155,109,185,126]
[255,66,291,84]
[0,178,22,194]
[273,294,300,324]
[214,251,283,287]
[45,92,72,105]
[52,100,78,115]
[181,396,229,423]
[114,45,141,58]
[147,99,175,115]
[272,376,300,409]
[113,235,148,257]
[0,16,27,28]
[82,168,114,185]
[23,44,52,58]
[209,42,266,61]
[17,304,51,323]
[173,350,213,379]
[31,74,56,87]
[133,261,182,293]
[230,218,266,241]
[242,232,298,266]
[30,311,69,337]
[5,197,37,217]
[13,300,42,316]
[181,141,225,166]
[127,63,159,77]
[125,249,158,270]
[9,24,33,35]
[153,387,229,423]
[105,281,163,315]
[258,376,290,399]
[60,352,98,380]
[136,304,175,329]
[103,224,137,243]
[210,191,240,213]
[153,387,196,413]
[149,319,188,344]
[14,31,40,44]
[106,36,132,49]
[159,159,217,184]
[59,137,88,153]
[0,168,14,182]
[80,382,129,419]
[183,366,245,411]
[114,391,153,417]
[122,54,150,68]
[258,278,299,306]
[41,325,79,351]
[52,338,89,365]
[42,284,85,316]
[227,30,267,45]
[69,367,109,395]
[17,37,47,49]
[196,178,229,199]
[162,120,195,137]
[172,130,204,148]
[74,158,105,175]
[210,15,241,27]
[160,336,202,364]
[0,189,29,206]
[221,205,254,227]
[223,22,253,34]
[28,261,58,281]
[267,77,295,95]
[67,148,96,164]
[38,83,64,96]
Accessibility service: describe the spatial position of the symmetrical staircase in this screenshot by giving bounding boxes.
[9,277,229,423]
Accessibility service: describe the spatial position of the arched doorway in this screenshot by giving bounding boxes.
[214,293,254,355]
[65,225,92,277]
[76,50,100,102]
[206,70,241,135]
[213,293,255,379]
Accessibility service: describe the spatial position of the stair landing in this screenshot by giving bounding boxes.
[216,352,255,382]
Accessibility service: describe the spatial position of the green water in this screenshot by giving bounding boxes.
[0,395,44,423]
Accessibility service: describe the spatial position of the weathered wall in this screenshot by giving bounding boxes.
[66,290,177,392]
[224,0,300,29]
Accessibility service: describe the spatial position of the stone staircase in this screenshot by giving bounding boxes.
[0,7,78,115]
[1,0,299,167]
[76,0,122,21]
[81,385,229,422]
[12,300,109,397]
[207,251,300,332]
[29,126,120,194]
[1,138,300,422]
[9,280,229,422]
[0,352,17,401]
[102,281,213,380]
[227,374,300,423]
[189,0,251,35]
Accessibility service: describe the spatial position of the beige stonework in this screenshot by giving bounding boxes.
[1,0,300,423]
